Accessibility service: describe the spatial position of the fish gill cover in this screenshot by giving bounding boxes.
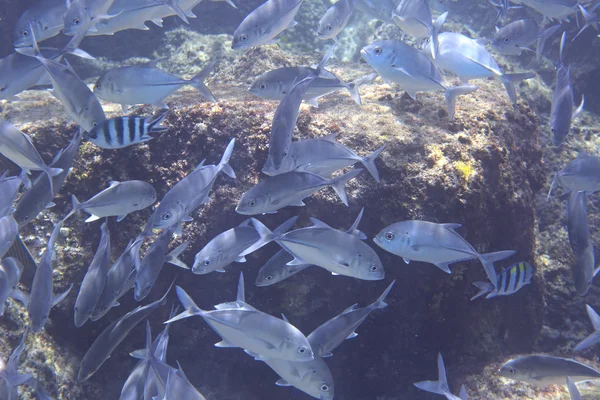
[0,0,600,399]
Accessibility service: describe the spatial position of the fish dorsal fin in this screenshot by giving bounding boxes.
[108,180,120,188]
[281,313,289,322]
[143,58,160,69]
[309,217,332,229]
[342,303,358,313]
[347,207,367,239]
[238,218,253,228]
[321,132,339,142]
[193,159,206,171]
[441,223,461,231]
[237,272,245,303]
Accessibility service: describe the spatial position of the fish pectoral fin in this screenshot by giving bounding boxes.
[288,200,306,206]
[403,258,410,264]
[331,272,340,275]
[52,284,73,307]
[84,214,102,223]
[45,202,56,208]
[433,262,452,274]
[216,268,226,273]
[287,19,298,29]
[391,66,415,79]
[440,223,462,231]
[276,379,292,387]
[321,352,333,358]
[287,257,309,266]
[234,256,247,263]
[181,216,194,222]
[111,301,120,308]
[463,54,502,76]
[309,217,331,229]
[346,332,358,339]
[215,339,237,348]
[116,213,128,222]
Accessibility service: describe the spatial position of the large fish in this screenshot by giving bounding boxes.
[414,353,467,400]
[166,283,314,362]
[307,280,394,357]
[262,133,386,182]
[0,120,63,194]
[249,66,376,107]
[565,191,596,295]
[231,0,304,49]
[143,139,236,235]
[574,304,600,352]
[373,220,515,280]
[77,282,172,382]
[69,180,157,222]
[511,0,579,22]
[14,131,82,227]
[317,0,355,43]
[0,258,23,316]
[0,329,34,400]
[13,0,66,47]
[134,228,188,301]
[490,19,560,63]
[94,60,216,109]
[551,32,584,146]
[499,355,600,387]
[361,40,477,120]
[551,153,600,196]
[392,0,446,59]
[86,112,169,149]
[74,222,112,327]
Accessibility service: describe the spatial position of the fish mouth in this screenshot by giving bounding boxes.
[372,236,382,246]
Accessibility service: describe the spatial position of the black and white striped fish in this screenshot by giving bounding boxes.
[86,110,168,149]
[471,261,534,300]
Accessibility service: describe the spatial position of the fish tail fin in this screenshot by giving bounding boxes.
[147,109,169,134]
[166,242,189,269]
[189,61,217,102]
[414,353,450,395]
[470,281,495,301]
[361,143,387,182]
[67,194,81,219]
[62,32,94,60]
[217,138,236,179]
[164,286,202,324]
[479,249,516,283]
[444,85,477,120]
[43,166,62,196]
[373,280,395,309]
[245,216,298,254]
[574,95,585,120]
[430,12,448,60]
[537,24,560,63]
[314,45,337,78]
[329,168,363,206]
[572,5,598,42]
[346,73,377,105]
[500,72,535,105]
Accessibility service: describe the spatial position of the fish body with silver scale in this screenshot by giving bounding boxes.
[63,0,118,36]
[565,190,596,295]
[0,216,19,260]
[86,111,169,149]
[392,0,446,59]
[13,0,67,47]
[490,19,560,62]
[499,355,600,387]
[317,0,355,43]
[471,261,534,300]
[0,330,34,400]
[0,258,23,316]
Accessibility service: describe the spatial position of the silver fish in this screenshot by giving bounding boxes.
[361,40,477,119]
[268,46,335,171]
[307,280,394,357]
[143,139,236,235]
[0,258,23,316]
[565,191,595,295]
[158,363,207,400]
[166,284,314,362]
[192,218,261,274]
[573,4,600,41]
[0,172,25,218]
[250,216,385,280]
[262,133,386,182]
[491,19,560,62]
[26,218,73,332]
[69,180,157,223]
[134,228,189,301]
[551,32,585,146]
[0,329,34,400]
[77,282,171,382]
[393,0,446,59]
[355,0,395,23]
[249,66,376,107]
[231,0,303,49]
[94,60,216,109]
[14,131,82,226]
[317,0,355,43]
[17,29,107,133]
[415,353,467,400]
[574,304,600,351]
[471,261,534,300]
[86,111,169,149]
[13,0,66,47]
[499,355,600,387]
[236,168,362,215]
[0,120,63,194]
[512,0,579,22]
[74,222,112,327]
[91,240,141,322]
[0,216,19,260]
[64,0,118,36]
[421,32,534,105]
[373,220,515,279]
[551,154,600,196]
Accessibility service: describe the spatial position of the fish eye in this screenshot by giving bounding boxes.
[506,367,516,374]
[373,46,382,55]
[0,87,5,92]
[162,212,171,220]
[92,121,98,127]
[320,384,330,392]
[203,258,211,266]
[43,313,48,319]
[259,83,266,90]
[240,34,248,42]
[384,232,394,240]
[503,37,509,43]
[73,18,80,25]
[327,24,332,31]
[265,275,273,281]
[248,200,256,207]
[297,346,307,354]
[370,264,378,272]
[283,150,288,157]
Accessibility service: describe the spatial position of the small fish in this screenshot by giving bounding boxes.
[317,0,355,43]
[551,32,585,146]
[566,191,596,295]
[0,216,19,260]
[471,261,534,300]
[393,0,446,59]
[94,60,216,109]
[512,0,579,22]
[69,180,157,223]
[77,282,172,382]
[421,32,534,105]
[231,0,304,49]
[491,19,560,62]
[567,376,583,400]
[144,139,236,235]
[308,280,394,357]
[166,283,314,362]
[236,168,362,215]
[373,220,516,279]
[64,0,119,37]
[574,304,600,352]
[255,249,312,287]
[0,329,34,400]
[17,29,107,133]
[86,111,169,149]
[74,222,112,327]
[262,133,386,182]
[14,131,82,226]
[499,355,600,387]
[0,258,23,316]
[414,353,467,400]
[552,154,600,196]
[13,0,66,47]
[250,215,385,280]
[134,228,188,301]
[0,172,25,218]
[249,66,376,107]
[0,120,63,194]
[361,40,477,119]
[269,46,335,171]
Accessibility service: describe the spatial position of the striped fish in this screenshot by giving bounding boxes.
[86,110,168,149]
[471,261,534,300]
